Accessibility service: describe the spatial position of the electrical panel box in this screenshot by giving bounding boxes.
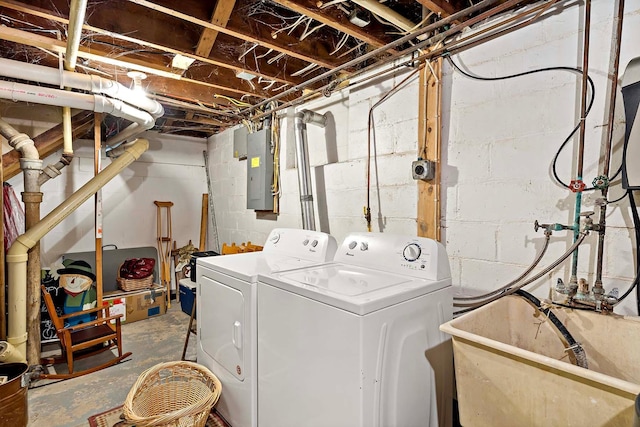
[246,128,274,211]
[233,126,248,160]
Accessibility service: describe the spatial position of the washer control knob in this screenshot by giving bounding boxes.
[348,241,357,250]
[403,243,421,262]
[360,242,368,251]
[303,239,309,246]
[270,233,280,244]
[311,240,318,247]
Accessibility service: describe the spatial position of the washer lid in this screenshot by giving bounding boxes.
[259,263,451,315]
[198,252,320,283]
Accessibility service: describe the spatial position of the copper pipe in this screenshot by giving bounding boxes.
[595,0,625,288]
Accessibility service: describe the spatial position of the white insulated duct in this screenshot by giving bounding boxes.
[6,138,150,360]
[0,80,156,129]
[294,110,327,231]
[0,58,164,119]
[351,0,418,33]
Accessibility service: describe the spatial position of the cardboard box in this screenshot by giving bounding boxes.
[103,285,166,324]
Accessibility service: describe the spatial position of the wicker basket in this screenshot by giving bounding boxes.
[117,263,154,292]
[123,361,222,427]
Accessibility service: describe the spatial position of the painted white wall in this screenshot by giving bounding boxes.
[207,0,640,315]
[4,128,207,269]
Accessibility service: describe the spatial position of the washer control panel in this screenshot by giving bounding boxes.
[336,232,451,280]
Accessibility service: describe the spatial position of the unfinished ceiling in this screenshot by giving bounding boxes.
[0,0,545,138]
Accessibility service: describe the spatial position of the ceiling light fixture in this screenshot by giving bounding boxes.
[127,71,147,95]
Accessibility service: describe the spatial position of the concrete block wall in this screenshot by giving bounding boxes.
[207,64,421,248]
[207,0,640,315]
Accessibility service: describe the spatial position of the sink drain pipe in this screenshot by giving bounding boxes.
[294,110,327,230]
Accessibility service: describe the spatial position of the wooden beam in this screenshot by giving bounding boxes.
[0,0,301,87]
[415,0,458,17]
[417,59,442,241]
[195,0,236,58]
[0,26,269,100]
[272,0,390,48]
[2,111,94,180]
[126,0,337,68]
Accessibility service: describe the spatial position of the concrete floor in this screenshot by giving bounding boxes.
[27,304,196,427]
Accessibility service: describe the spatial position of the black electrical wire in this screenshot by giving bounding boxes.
[515,289,588,369]
[446,56,597,190]
[607,190,629,204]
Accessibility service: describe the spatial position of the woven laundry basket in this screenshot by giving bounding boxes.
[123,361,222,427]
[117,262,154,292]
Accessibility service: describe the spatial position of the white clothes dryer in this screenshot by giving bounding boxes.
[196,228,337,427]
[257,232,453,427]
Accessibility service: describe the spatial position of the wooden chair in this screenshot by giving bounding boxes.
[40,285,132,379]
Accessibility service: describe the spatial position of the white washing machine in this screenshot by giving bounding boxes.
[257,232,453,427]
[196,228,337,427]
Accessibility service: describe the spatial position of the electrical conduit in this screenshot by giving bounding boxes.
[294,110,327,230]
[6,138,149,361]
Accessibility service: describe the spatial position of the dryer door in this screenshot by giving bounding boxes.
[200,276,245,380]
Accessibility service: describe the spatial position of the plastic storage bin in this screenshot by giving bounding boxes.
[179,279,197,317]
[440,295,640,427]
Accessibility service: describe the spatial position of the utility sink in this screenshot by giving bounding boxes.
[440,295,640,427]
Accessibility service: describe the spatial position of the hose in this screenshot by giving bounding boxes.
[454,232,588,314]
[455,232,551,301]
[515,290,589,369]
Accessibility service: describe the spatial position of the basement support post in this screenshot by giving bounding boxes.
[417,58,442,241]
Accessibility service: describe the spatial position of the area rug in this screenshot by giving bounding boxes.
[88,405,230,427]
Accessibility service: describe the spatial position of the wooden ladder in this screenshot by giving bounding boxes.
[154,201,173,309]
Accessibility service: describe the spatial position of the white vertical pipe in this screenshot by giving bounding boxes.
[65,0,88,71]
[7,139,149,360]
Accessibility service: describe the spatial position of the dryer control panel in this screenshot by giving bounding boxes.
[335,232,451,280]
[263,228,338,262]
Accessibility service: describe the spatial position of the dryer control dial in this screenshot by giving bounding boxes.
[403,243,421,262]
[270,233,280,244]
[348,241,357,250]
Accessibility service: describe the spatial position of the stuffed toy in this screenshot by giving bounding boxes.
[57,259,97,327]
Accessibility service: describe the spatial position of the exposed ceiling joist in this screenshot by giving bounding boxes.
[0,0,304,88]
[2,111,93,179]
[415,0,458,17]
[270,0,390,48]
[126,0,339,69]
[0,26,271,101]
[195,0,236,58]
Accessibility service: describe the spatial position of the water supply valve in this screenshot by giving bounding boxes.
[592,175,609,190]
[534,220,571,233]
[570,179,586,193]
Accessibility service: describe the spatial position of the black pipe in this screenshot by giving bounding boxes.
[515,290,588,369]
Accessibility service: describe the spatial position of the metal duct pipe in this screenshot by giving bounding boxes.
[294,110,327,230]
[6,138,149,361]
